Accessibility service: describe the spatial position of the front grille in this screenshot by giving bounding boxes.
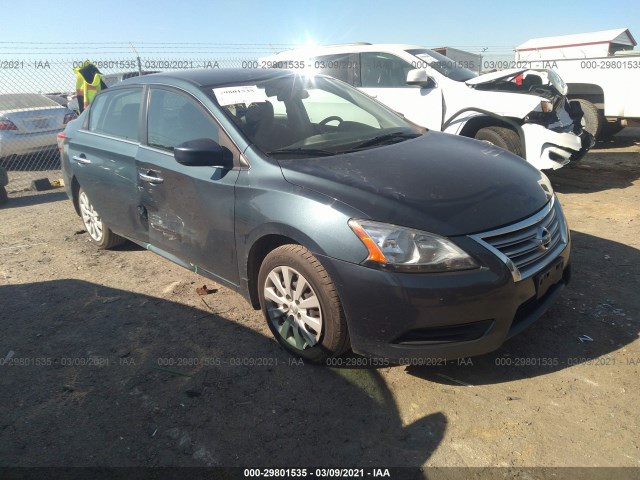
[471,198,568,281]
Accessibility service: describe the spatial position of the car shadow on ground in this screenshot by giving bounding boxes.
[548,152,640,194]
[591,128,640,150]
[407,231,639,386]
[0,190,68,209]
[0,279,445,467]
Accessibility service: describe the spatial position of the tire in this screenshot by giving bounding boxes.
[258,244,350,362]
[0,187,7,206]
[474,126,524,157]
[78,187,126,249]
[572,99,603,140]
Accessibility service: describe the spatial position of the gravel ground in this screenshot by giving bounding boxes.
[0,130,638,472]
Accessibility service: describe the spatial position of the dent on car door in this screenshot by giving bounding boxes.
[136,87,241,285]
[70,87,144,241]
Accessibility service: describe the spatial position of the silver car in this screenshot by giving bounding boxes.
[0,93,77,159]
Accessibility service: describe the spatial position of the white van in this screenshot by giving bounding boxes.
[261,44,593,170]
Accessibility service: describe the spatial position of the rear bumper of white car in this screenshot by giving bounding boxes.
[0,130,59,158]
[522,124,592,170]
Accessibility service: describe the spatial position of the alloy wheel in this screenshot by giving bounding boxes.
[79,191,103,243]
[263,265,323,350]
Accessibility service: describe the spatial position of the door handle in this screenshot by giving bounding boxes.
[139,171,164,184]
[72,155,91,165]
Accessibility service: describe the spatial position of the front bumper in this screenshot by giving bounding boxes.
[320,232,571,363]
[522,97,594,170]
[522,123,592,170]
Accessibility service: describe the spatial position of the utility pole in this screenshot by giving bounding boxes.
[129,42,142,76]
[479,47,488,74]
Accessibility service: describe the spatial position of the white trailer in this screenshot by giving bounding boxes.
[432,47,482,74]
[516,28,640,139]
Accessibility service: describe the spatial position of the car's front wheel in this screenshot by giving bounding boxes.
[258,244,350,362]
[78,187,126,249]
[474,126,524,157]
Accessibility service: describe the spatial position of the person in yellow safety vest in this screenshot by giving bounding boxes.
[73,60,107,113]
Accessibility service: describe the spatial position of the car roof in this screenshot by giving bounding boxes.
[117,68,299,89]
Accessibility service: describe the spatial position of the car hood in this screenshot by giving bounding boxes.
[465,68,529,85]
[278,132,552,237]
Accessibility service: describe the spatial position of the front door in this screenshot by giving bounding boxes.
[136,86,240,285]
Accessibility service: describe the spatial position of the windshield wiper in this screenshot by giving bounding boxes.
[346,131,421,151]
[267,147,337,157]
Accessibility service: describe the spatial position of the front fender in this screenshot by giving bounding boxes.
[233,153,370,300]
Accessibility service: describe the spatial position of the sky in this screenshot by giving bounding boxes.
[1,0,639,57]
[1,0,639,94]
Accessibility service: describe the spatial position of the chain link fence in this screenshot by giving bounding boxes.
[0,48,513,195]
[0,56,254,193]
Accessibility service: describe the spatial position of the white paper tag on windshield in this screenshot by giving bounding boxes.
[212,86,267,107]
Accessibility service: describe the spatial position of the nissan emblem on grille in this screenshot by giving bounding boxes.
[470,198,568,282]
[536,227,552,251]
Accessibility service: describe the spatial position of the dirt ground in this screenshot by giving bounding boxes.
[0,130,639,472]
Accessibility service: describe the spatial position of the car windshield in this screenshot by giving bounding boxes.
[0,93,59,110]
[406,49,478,82]
[208,74,421,158]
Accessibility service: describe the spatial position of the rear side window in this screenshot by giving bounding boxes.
[147,88,220,152]
[88,88,142,141]
[360,52,414,88]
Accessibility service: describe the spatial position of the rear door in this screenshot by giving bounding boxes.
[68,87,144,241]
[136,86,241,285]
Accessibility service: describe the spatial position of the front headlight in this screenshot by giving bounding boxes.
[538,172,554,199]
[349,219,480,273]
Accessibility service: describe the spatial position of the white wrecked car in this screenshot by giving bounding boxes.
[261,44,593,170]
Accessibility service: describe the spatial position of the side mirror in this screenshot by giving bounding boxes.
[174,138,234,169]
[406,69,436,88]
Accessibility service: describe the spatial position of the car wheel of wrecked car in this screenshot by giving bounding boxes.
[0,187,7,206]
[474,126,523,157]
[258,244,350,362]
[572,99,603,140]
[78,188,126,249]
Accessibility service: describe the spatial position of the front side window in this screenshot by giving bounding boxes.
[147,88,220,151]
[312,53,359,85]
[88,88,142,140]
[360,52,414,88]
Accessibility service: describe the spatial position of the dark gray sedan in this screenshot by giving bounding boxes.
[59,69,571,363]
